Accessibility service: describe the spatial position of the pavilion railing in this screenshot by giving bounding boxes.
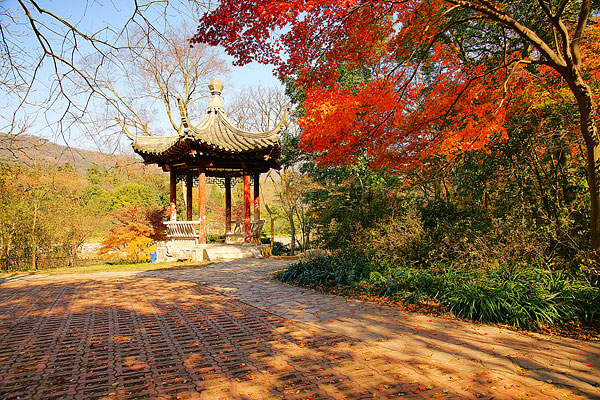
[163,221,202,242]
[164,220,266,245]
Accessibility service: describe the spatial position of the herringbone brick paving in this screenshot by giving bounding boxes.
[0,260,598,399]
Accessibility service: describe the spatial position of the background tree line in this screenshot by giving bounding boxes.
[0,161,164,269]
[0,153,301,269]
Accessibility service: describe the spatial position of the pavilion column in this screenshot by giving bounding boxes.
[225,177,232,233]
[186,175,193,221]
[182,178,187,217]
[198,167,206,244]
[243,174,251,242]
[169,170,177,221]
[253,173,260,220]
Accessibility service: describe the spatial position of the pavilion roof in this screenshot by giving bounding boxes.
[123,78,287,160]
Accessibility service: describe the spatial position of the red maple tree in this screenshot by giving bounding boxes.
[192,1,600,248]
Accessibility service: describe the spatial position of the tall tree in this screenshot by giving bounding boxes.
[192,0,600,248]
[79,23,227,152]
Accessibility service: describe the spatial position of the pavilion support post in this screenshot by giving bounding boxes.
[169,170,177,221]
[253,173,260,221]
[244,174,251,243]
[182,178,187,216]
[186,175,193,221]
[225,177,232,233]
[198,167,206,244]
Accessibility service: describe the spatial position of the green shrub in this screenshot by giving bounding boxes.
[112,183,161,209]
[208,234,226,243]
[277,255,600,330]
[272,242,289,256]
[81,185,113,215]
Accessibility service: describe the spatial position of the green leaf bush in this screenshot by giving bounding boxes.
[277,255,600,330]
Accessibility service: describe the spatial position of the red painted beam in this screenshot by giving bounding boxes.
[225,176,232,233]
[169,170,177,221]
[198,167,207,244]
[253,173,260,220]
[244,175,251,242]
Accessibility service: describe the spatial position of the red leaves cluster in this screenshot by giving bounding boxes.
[193,2,598,171]
[107,207,167,242]
[298,79,400,166]
[193,0,352,68]
[298,58,522,171]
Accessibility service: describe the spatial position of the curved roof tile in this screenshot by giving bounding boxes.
[124,78,287,157]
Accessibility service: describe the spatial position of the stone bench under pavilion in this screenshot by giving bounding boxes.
[123,78,287,261]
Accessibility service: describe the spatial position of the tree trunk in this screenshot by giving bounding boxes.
[288,210,296,256]
[294,206,310,250]
[585,141,600,249]
[31,238,36,270]
[565,71,600,249]
[270,215,275,250]
[31,201,39,270]
[264,201,276,250]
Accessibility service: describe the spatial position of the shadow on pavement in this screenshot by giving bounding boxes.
[0,261,597,399]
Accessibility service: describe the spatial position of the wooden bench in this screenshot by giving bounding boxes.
[163,221,202,243]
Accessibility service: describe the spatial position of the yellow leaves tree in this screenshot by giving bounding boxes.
[98,207,166,263]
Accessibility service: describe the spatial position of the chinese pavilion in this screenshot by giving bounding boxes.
[124,78,287,246]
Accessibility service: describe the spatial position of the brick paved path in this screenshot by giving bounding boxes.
[0,260,598,399]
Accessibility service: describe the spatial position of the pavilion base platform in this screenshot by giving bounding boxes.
[155,241,270,262]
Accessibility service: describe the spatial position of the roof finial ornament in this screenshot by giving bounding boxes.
[208,78,224,95]
[207,78,225,112]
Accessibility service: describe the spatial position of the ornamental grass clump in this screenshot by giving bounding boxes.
[276,254,367,287]
[277,255,600,330]
[367,267,448,305]
[443,266,600,329]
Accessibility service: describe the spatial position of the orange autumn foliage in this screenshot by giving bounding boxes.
[98,207,167,262]
[193,1,599,172]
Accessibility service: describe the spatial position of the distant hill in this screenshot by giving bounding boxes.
[0,134,144,172]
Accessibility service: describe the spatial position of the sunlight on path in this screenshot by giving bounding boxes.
[0,259,597,399]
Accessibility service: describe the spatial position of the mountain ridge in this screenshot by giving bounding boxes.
[0,134,143,172]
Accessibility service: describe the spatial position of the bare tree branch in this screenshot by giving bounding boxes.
[1,0,218,154]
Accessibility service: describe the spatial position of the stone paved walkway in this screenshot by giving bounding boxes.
[0,259,598,399]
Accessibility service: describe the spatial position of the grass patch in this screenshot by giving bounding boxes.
[276,255,600,332]
[0,260,207,277]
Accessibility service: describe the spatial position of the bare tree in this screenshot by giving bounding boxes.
[267,168,315,254]
[227,85,292,132]
[0,1,217,152]
[77,23,228,152]
[229,85,315,254]
[0,117,35,159]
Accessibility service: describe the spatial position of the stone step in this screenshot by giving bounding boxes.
[203,245,261,261]
[157,242,264,262]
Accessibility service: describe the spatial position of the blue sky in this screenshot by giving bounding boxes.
[2,0,282,151]
[227,58,281,89]
[31,0,282,88]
